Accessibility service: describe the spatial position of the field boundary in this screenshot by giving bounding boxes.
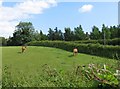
[27,41,120,60]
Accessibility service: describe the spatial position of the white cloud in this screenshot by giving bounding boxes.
[16,1,50,14]
[0,21,18,37]
[0,0,2,4]
[79,4,93,13]
[0,0,57,38]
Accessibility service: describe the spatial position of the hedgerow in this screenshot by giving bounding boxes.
[27,41,120,59]
[73,38,120,46]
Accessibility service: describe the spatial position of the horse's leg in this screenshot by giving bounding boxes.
[22,49,23,53]
[73,52,75,56]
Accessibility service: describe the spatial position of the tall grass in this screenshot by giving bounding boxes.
[2,63,119,88]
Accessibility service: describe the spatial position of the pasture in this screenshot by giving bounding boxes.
[2,46,118,87]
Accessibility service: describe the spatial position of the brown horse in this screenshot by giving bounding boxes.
[21,46,27,53]
[73,48,78,56]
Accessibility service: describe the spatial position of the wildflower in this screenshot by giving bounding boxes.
[103,64,106,70]
[114,70,120,76]
[97,69,100,73]
[88,64,94,69]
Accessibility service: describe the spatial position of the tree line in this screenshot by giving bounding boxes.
[0,22,120,46]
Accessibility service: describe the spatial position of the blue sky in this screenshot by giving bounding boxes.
[30,2,118,34]
[0,0,119,38]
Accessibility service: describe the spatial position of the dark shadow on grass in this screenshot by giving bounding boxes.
[61,62,66,64]
[17,52,22,54]
[68,54,74,57]
[56,56,60,58]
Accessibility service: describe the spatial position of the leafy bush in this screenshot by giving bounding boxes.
[27,41,120,59]
[73,38,120,46]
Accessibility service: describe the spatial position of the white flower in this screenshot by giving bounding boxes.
[103,64,106,70]
[114,70,120,76]
[88,64,94,69]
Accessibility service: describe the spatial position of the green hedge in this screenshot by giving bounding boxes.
[73,38,120,46]
[27,41,120,59]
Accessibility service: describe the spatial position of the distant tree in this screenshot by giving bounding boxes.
[57,30,64,40]
[33,30,41,41]
[54,27,64,40]
[64,27,74,41]
[47,27,63,40]
[0,37,7,46]
[40,30,48,40]
[101,24,111,39]
[54,27,60,40]
[7,22,35,46]
[85,32,90,40]
[110,25,119,39]
[7,36,13,46]
[74,25,85,40]
[48,28,55,40]
[33,30,48,41]
[90,26,101,40]
[117,25,120,38]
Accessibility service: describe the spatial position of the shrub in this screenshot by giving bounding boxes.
[73,38,120,46]
[27,41,120,59]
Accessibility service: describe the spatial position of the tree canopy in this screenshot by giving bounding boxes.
[6,22,120,46]
[8,22,35,45]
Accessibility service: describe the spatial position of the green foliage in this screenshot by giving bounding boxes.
[64,27,74,41]
[90,26,101,40]
[106,38,120,45]
[48,28,54,40]
[101,24,111,39]
[33,30,48,41]
[7,22,35,46]
[27,41,120,59]
[74,38,120,46]
[74,25,86,40]
[110,25,120,38]
[48,27,63,40]
[0,37,7,46]
[2,64,119,87]
[5,22,120,46]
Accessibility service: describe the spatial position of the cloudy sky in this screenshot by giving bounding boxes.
[0,0,119,38]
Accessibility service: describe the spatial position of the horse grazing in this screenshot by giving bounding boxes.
[73,48,78,56]
[21,46,27,53]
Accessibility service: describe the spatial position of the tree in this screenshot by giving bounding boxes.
[47,27,63,40]
[53,27,60,40]
[85,32,90,40]
[33,30,41,41]
[59,30,64,40]
[110,25,120,39]
[0,37,7,46]
[90,26,101,40]
[117,25,120,38]
[8,22,35,46]
[48,28,54,40]
[7,36,13,46]
[54,27,63,40]
[64,27,74,41]
[40,30,48,40]
[74,25,85,40]
[101,24,111,39]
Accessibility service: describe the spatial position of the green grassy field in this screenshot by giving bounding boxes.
[2,46,118,87]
